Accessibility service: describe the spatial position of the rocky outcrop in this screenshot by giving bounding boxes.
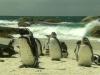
[18,21,31,27]
[85,19,100,37]
[81,16,99,23]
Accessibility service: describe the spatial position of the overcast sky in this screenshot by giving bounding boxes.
[0,0,100,16]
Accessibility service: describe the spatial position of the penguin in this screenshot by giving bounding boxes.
[43,35,50,55]
[77,37,93,67]
[6,39,18,56]
[35,38,44,56]
[60,42,68,58]
[49,32,62,61]
[74,40,81,61]
[0,39,17,57]
[18,28,39,68]
[93,54,100,65]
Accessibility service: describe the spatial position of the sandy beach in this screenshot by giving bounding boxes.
[0,37,100,75]
[0,54,100,75]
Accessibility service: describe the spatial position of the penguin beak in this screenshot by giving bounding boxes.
[45,35,50,38]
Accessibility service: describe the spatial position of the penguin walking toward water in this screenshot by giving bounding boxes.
[49,32,62,61]
[60,42,68,58]
[76,37,93,67]
[18,28,39,68]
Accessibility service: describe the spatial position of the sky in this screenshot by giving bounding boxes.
[0,0,100,16]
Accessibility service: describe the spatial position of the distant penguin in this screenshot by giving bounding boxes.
[18,28,38,68]
[74,40,81,61]
[77,37,93,67]
[49,32,62,61]
[93,54,100,65]
[60,42,68,58]
[43,35,50,55]
[35,38,44,56]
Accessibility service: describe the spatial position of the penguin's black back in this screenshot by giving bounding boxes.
[35,38,43,56]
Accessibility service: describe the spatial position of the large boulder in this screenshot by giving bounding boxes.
[18,21,31,27]
[82,16,99,23]
[85,19,100,37]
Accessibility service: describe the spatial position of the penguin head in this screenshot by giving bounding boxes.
[19,28,33,37]
[19,28,29,35]
[77,40,81,45]
[82,37,89,45]
[50,32,57,38]
[61,42,65,45]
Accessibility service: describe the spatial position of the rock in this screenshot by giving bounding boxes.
[85,19,100,37]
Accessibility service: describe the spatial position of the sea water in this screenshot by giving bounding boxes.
[0,20,99,41]
[29,22,87,40]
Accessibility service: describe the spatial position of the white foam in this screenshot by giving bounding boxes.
[0,20,100,41]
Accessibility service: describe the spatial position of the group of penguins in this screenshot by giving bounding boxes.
[0,28,100,68]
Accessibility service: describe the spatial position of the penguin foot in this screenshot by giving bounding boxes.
[40,53,44,56]
[19,64,39,68]
[0,60,4,62]
[51,59,60,61]
[78,64,91,67]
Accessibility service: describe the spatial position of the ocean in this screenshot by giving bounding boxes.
[0,20,99,41]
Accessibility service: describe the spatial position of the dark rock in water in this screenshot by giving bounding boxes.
[81,16,99,23]
[0,26,31,38]
[18,22,31,27]
[85,20,100,38]
[91,30,100,37]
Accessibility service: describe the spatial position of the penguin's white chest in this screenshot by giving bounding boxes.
[18,38,35,65]
[49,38,61,59]
[78,45,92,66]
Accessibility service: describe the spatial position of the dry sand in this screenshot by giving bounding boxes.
[0,54,100,75]
[0,37,100,75]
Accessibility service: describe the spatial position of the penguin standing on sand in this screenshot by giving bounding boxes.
[60,42,68,58]
[0,39,17,57]
[18,28,39,68]
[49,32,62,61]
[77,37,93,67]
[74,40,81,61]
[43,35,50,55]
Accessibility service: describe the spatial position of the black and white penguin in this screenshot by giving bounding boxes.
[35,38,44,56]
[0,39,17,57]
[43,35,50,55]
[18,28,39,68]
[49,32,62,61]
[74,40,81,61]
[93,54,100,65]
[77,37,93,67]
[60,42,68,58]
